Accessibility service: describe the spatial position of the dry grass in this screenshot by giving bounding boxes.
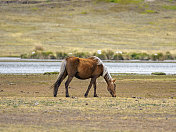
[0,97,176,131]
[0,0,176,56]
[0,74,176,131]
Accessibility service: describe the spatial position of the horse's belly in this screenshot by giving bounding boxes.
[75,72,91,80]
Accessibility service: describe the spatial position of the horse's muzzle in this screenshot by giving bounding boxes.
[112,95,116,97]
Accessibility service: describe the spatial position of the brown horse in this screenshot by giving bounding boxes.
[53,56,116,97]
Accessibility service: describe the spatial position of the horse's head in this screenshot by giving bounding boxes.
[107,79,116,97]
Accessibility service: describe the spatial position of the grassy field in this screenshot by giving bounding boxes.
[0,74,176,131]
[0,0,176,56]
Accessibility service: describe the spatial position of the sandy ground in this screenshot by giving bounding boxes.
[0,74,176,131]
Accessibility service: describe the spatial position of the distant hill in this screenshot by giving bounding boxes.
[0,0,176,56]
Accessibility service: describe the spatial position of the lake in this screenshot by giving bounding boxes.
[0,58,176,74]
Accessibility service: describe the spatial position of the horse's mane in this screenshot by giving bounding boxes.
[91,56,112,80]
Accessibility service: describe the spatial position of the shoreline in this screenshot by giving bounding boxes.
[0,57,176,63]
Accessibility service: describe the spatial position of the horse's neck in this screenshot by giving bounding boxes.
[104,72,112,85]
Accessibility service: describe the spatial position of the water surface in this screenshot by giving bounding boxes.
[0,61,175,74]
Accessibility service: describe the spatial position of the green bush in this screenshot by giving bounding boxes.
[93,52,107,60]
[113,53,124,60]
[100,0,143,4]
[20,54,28,59]
[128,52,149,60]
[73,52,90,58]
[20,51,176,61]
[30,52,40,59]
[151,72,166,75]
[21,51,55,59]
[43,72,59,75]
[163,5,176,10]
[104,50,114,60]
[164,51,174,60]
[41,51,54,59]
[150,53,164,61]
[56,52,68,59]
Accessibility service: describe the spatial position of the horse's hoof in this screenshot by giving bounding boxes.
[84,94,88,98]
[94,94,98,97]
[66,95,70,97]
[54,95,57,97]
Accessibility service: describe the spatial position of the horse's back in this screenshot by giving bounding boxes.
[66,56,103,79]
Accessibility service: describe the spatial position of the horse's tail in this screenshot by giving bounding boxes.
[52,59,67,97]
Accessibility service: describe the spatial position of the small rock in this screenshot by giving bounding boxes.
[57,110,62,112]
[9,83,16,85]
[43,110,48,113]
[85,103,88,105]
[0,90,4,92]
[132,96,136,98]
[34,102,39,106]
[35,92,39,93]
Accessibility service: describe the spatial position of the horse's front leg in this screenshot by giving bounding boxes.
[93,79,98,97]
[84,78,95,98]
[65,76,73,97]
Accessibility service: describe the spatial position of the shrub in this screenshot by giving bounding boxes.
[49,54,56,59]
[41,51,54,59]
[73,52,90,58]
[104,50,114,60]
[122,53,130,60]
[102,0,143,4]
[30,52,40,59]
[20,54,28,59]
[164,51,174,60]
[128,52,149,60]
[150,53,164,61]
[163,5,176,10]
[20,51,176,61]
[93,52,107,60]
[43,72,59,75]
[56,52,68,59]
[113,53,124,60]
[151,72,166,75]
[22,51,56,59]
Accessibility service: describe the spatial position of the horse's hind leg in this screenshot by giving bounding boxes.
[53,71,67,97]
[65,76,73,97]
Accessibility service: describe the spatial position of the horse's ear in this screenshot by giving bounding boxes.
[112,79,116,83]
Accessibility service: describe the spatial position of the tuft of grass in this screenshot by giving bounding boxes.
[163,5,176,10]
[43,72,59,75]
[151,72,166,75]
[81,11,88,15]
[144,9,157,14]
[103,0,143,4]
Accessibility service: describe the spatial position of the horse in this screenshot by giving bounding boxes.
[53,56,116,97]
